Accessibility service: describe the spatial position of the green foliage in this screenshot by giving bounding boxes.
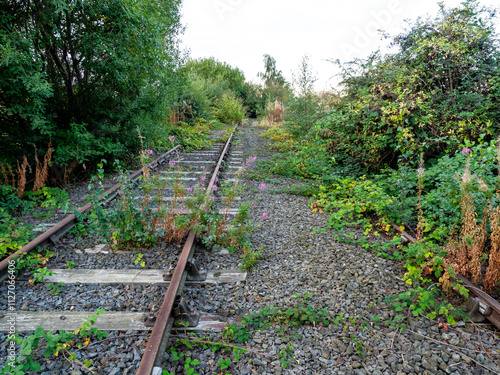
[0,208,31,260]
[0,0,183,177]
[214,94,245,125]
[46,282,65,296]
[380,140,500,242]
[284,55,324,138]
[319,1,500,171]
[314,177,394,237]
[224,293,331,342]
[1,310,107,375]
[0,185,26,214]
[179,57,254,122]
[189,181,261,269]
[384,286,465,329]
[87,160,159,250]
[27,187,69,212]
[257,54,291,104]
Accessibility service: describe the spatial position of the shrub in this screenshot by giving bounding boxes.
[214,93,245,125]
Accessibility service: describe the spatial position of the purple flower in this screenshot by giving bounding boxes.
[201,176,206,181]
[211,196,215,201]
[262,211,269,219]
[258,183,265,191]
[148,165,153,169]
[148,149,153,155]
[187,187,193,192]
[252,203,257,208]
[462,148,472,155]
[169,160,176,166]
[213,185,218,191]
[169,135,175,144]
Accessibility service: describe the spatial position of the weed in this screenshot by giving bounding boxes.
[0,208,32,259]
[2,310,107,374]
[46,282,64,296]
[134,253,146,268]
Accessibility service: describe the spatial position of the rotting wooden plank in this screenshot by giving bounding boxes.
[0,312,231,332]
[40,269,247,285]
[0,311,147,332]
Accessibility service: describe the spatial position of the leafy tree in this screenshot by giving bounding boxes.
[0,0,183,180]
[258,54,291,104]
[284,55,323,137]
[178,57,250,120]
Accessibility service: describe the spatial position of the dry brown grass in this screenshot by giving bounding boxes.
[16,157,29,198]
[33,143,52,191]
[443,152,500,291]
[0,163,15,186]
[445,187,488,284]
[416,154,425,242]
[484,199,500,292]
[264,100,284,123]
[169,102,193,125]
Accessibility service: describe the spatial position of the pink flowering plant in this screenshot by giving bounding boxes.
[185,156,264,269]
[86,135,190,250]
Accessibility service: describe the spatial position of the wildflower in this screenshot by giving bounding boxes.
[252,203,257,208]
[169,135,175,144]
[211,196,215,201]
[187,187,193,192]
[213,185,218,191]
[148,149,153,155]
[262,211,269,219]
[169,160,176,166]
[141,199,145,203]
[148,165,153,169]
[201,176,206,181]
[258,182,265,191]
[462,148,472,155]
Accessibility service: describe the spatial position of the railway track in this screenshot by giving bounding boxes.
[0,127,249,374]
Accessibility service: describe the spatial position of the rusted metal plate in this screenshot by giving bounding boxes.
[457,274,500,329]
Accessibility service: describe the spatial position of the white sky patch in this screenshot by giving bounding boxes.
[180,0,500,91]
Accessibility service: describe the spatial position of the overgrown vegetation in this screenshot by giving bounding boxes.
[2,310,108,374]
[256,0,500,326]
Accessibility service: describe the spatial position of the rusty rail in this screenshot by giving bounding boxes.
[136,129,236,375]
[0,145,181,281]
[392,223,500,329]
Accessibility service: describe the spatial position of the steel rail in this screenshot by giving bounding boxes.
[0,145,181,281]
[136,129,236,375]
[392,223,500,329]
